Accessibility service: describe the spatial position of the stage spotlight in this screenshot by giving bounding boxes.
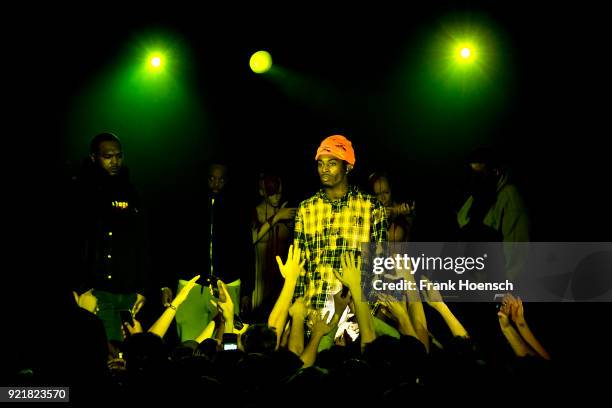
[147,53,164,71]
[454,42,476,64]
[250,50,272,74]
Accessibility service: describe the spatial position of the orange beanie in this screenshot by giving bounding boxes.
[315,135,355,166]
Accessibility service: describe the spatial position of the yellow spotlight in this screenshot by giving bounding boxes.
[454,42,477,64]
[250,50,272,74]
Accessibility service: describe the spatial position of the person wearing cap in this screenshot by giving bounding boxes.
[457,147,530,280]
[292,135,388,311]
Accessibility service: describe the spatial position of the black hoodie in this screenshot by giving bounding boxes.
[70,161,149,295]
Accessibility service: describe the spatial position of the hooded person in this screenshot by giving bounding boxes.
[70,132,150,342]
[457,147,530,281]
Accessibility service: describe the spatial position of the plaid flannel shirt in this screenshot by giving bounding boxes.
[293,186,388,309]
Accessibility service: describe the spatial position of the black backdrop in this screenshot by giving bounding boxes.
[6,1,612,383]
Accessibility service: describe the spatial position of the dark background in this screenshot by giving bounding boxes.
[6,1,611,377]
[14,3,608,241]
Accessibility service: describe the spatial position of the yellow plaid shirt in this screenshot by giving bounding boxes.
[293,186,388,309]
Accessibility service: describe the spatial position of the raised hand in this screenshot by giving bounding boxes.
[310,310,339,337]
[387,201,416,219]
[131,293,146,317]
[172,275,200,307]
[336,251,362,293]
[121,318,144,340]
[508,294,526,325]
[276,244,305,281]
[398,201,415,216]
[78,289,98,315]
[210,280,234,325]
[274,202,297,222]
[378,293,409,320]
[497,300,512,329]
[161,287,174,307]
[504,293,550,360]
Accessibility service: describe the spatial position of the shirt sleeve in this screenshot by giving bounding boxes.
[292,205,306,299]
[371,199,389,243]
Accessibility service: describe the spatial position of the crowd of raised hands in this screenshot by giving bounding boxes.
[70,244,552,403]
[74,243,551,363]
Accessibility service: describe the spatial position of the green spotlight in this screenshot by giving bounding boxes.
[454,42,476,64]
[250,50,272,74]
[147,53,164,71]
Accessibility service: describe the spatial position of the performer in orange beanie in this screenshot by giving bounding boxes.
[290,134,388,314]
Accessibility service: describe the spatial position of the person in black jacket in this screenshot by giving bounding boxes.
[72,132,150,341]
[161,162,254,341]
